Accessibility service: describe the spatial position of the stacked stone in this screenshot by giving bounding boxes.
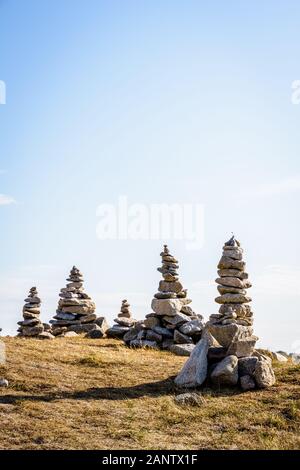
[209,235,253,328]
[107,300,137,339]
[124,245,204,355]
[17,287,53,339]
[50,266,100,336]
[175,236,276,390]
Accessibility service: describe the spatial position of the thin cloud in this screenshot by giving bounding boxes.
[0,194,15,205]
[243,175,300,199]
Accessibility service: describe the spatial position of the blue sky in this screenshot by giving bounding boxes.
[0,0,300,352]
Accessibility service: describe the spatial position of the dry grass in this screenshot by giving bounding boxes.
[0,337,299,450]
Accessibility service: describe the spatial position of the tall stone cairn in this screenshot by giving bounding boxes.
[123,245,204,354]
[107,299,137,339]
[175,236,276,390]
[210,235,253,327]
[18,287,53,339]
[50,266,98,336]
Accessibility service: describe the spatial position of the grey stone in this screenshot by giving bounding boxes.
[151,298,183,316]
[63,331,78,337]
[144,317,160,329]
[152,326,173,338]
[174,329,193,344]
[215,294,252,304]
[215,277,250,289]
[0,379,9,388]
[218,256,245,271]
[162,312,191,326]
[170,343,195,356]
[123,323,145,343]
[37,332,55,340]
[146,330,163,343]
[218,269,248,280]
[86,327,104,339]
[254,358,276,388]
[210,355,239,386]
[290,353,300,365]
[217,286,247,295]
[161,338,174,350]
[106,325,129,338]
[174,392,205,406]
[238,357,258,376]
[67,323,98,334]
[273,352,288,363]
[179,319,204,336]
[159,280,183,293]
[240,375,256,391]
[207,346,227,362]
[94,316,109,334]
[207,323,253,348]
[174,337,210,387]
[226,336,258,357]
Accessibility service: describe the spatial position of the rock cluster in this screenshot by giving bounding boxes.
[17,287,53,339]
[175,236,276,390]
[50,266,107,337]
[124,245,204,353]
[107,300,137,339]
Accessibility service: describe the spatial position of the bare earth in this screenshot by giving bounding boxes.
[0,337,299,450]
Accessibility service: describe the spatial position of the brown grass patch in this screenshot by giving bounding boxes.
[0,337,299,450]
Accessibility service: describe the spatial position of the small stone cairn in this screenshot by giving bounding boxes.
[107,300,137,339]
[18,287,53,339]
[123,245,204,354]
[175,236,276,390]
[50,266,108,337]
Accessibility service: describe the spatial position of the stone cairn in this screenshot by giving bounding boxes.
[18,287,54,339]
[50,266,108,338]
[106,299,137,339]
[175,236,276,390]
[123,245,204,355]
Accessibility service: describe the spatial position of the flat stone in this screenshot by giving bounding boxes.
[61,305,96,314]
[218,257,245,271]
[162,312,191,326]
[161,338,174,350]
[226,336,258,357]
[174,337,210,387]
[106,325,129,338]
[216,277,251,289]
[219,304,252,317]
[19,326,44,337]
[158,280,183,294]
[79,314,97,323]
[130,339,159,349]
[114,317,136,327]
[221,249,243,260]
[170,343,195,356]
[146,330,163,343]
[154,292,177,299]
[254,358,276,388]
[67,324,98,334]
[215,294,252,304]
[152,326,173,338]
[151,298,184,316]
[54,312,77,321]
[210,355,239,386]
[240,375,256,391]
[218,269,248,280]
[207,323,253,348]
[179,319,204,336]
[174,330,193,344]
[217,286,247,295]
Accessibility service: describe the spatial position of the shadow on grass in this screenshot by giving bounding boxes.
[0,377,177,404]
[0,376,246,405]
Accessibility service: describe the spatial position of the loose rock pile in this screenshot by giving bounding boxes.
[123,245,204,354]
[175,236,276,390]
[50,266,108,337]
[17,287,53,339]
[107,300,137,339]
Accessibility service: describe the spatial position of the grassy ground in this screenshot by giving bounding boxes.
[0,337,299,450]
